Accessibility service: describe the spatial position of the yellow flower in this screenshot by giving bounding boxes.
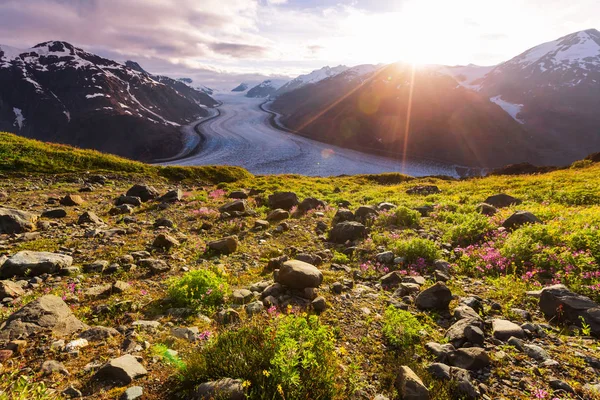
[242,380,251,388]
[262,369,271,377]
[277,384,284,395]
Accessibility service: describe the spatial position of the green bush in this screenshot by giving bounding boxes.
[501,224,559,264]
[441,212,493,245]
[331,251,350,264]
[571,159,592,169]
[392,238,439,263]
[182,314,338,399]
[168,269,228,310]
[378,206,420,227]
[382,306,426,348]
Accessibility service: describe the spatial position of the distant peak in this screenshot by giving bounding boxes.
[125,60,149,75]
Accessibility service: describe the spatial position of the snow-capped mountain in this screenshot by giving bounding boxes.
[231,83,249,92]
[0,41,217,161]
[245,79,289,98]
[274,65,348,96]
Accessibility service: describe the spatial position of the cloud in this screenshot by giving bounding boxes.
[209,42,269,58]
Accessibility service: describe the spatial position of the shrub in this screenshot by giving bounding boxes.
[377,206,420,228]
[441,212,493,245]
[501,224,559,265]
[571,159,592,169]
[182,314,338,399]
[382,306,426,348]
[392,238,439,263]
[168,269,228,310]
[331,251,350,264]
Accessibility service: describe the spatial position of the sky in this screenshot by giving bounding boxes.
[0,0,598,89]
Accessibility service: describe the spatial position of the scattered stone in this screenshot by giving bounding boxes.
[425,342,456,363]
[60,194,85,206]
[232,289,254,304]
[94,354,148,385]
[254,219,269,230]
[395,366,430,400]
[153,233,180,250]
[492,319,525,341]
[62,385,83,398]
[376,251,395,264]
[41,360,69,376]
[448,348,490,370]
[502,211,541,230]
[415,282,453,311]
[83,260,109,273]
[0,295,87,340]
[483,193,522,208]
[219,200,247,213]
[276,260,323,289]
[195,378,245,400]
[110,204,134,215]
[77,211,104,225]
[207,236,239,254]
[116,195,142,207]
[476,203,497,216]
[80,326,120,341]
[312,296,327,313]
[41,208,67,218]
[299,197,325,212]
[0,207,38,233]
[0,280,25,298]
[171,326,199,342]
[0,251,72,278]
[139,258,171,274]
[549,379,575,394]
[428,362,451,380]
[159,189,183,203]
[126,184,159,202]
[407,185,441,195]
[245,301,264,316]
[120,386,144,400]
[539,284,600,336]
[355,205,379,221]
[267,209,289,222]
[216,309,240,325]
[333,209,354,223]
[85,284,113,299]
[228,191,248,199]
[65,338,89,352]
[329,221,367,243]
[268,192,299,210]
[132,320,160,331]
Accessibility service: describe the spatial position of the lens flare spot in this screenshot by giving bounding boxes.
[321,148,334,159]
[358,91,380,115]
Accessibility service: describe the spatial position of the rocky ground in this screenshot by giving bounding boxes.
[0,172,599,400]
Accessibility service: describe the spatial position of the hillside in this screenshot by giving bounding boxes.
[271,63,537,168]
[0,138,600,399]
[0,41,217,162]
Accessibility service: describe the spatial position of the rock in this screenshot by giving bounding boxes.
[539,284,600,336]
[132,320,160,331]
[159,189,183,203]
[299,197,325,212]
[333,209,354,223]
[502,211,541,230]
[0,295,87,340]
[448,348,490,370]
[483,193,522,208]
[329,221,367,243]
[80,326,120,341]
[62,385,83,398]
[268,192,299,210]
[41,360,69,375]
[464,325,485,346]
[195,378,245,400]
[380,271,403,287]
[276,260,323,289]
[476,203,497,216]
[94,354,147,385]
[84,284,113,299]
[523,344,549,361]
[403,276,426,286]
[312,296,327,313]
[113,281,131,293]
[394,283,421,297]
[83,260,109,273]
[0,251,72,278]
[77,211,104,225]
[253,219,269,230]
[154,218,174,228]
[433,260,451,273]
[110,204,134,215]
[395,366,430,400]
[425,342,456,363]
[453,305,481,321]
[492,319,525,341]
[445,318,484,347]
[219,200,247,213]
[116,195,142,207]
[41,208,67,219]
[376,251,395,264]
[60,194,85,206]
[232,289,254,304]
[139,258,171,274]
[549,379,575,394]
[65,338,89,352]
[228,191,248,199]
[216,309,240,325]
[245,301,265,316]
[171,327,199,342]
[207,236,238,254]
[153,234,180,250]
[120,386,144,400]
[267,209,289,222]
[126,184,159,202]
[0,207,38,233]
[428,363,451,380]
[415,282,453,311]
[355,205,379,221]
[406,185,441,195]
[0,280,25,298]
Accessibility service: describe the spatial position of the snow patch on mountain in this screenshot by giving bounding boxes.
[490,96,524,124]
[13,108,25,130]
[442,64,495,90]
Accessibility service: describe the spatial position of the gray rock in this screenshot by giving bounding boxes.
[428,362,451,380]
[312,296,327,313]
[276,260,323,289]
[492,319,525,341]
[268,192,299,210]
[267,209,289,222]
[60,194,85,206]
[395,365,430,400]
[454,305,482,321]
[464,325,485,346]
[476,203,497,216]
[110,204,134,215]
[483,194,522,208]
[502,211,541,230]
[94,354,147,385]
[0,295,87,340]
[394,283,421,297]
[445,318,484,347]
[41,360,69,375]
[376,251,395,264]
[425,342,456,362]
[299,197,325,212]
[0,207,38,233]
[415,282,453,311]
[195,378,245,400]
[406,185,441,195]
[120,386,143,400]
[0,280,25,298]
[355,205,379,222]
[228,191,248,199]
[77,211,104,225]
[523,344,549,361]
[219,200,247,213]
[232,289,254,304]
[154,218,174,228]
[115,195,142,207]
[207,236,239,254]
[139,258,170,274]
[539,284,600,336]
[84,284,113,299]
[549,379,575,394]
[0,251,72,279]
[159,189,183,203]
[245,301,265,316]
[126,184,159,202]
[216,309,240,325]
[152,233,180,250]
[380,271,403,288]
[80,326,120,341]
[171,326,199,342]
[41,208,67,219]
[132,320,160,331]
[333,209,354,223]
[448,348,490,370]
[62,385,82,398]
[83,260,109,273]
[403,276,426,286]
[329,221,367,243]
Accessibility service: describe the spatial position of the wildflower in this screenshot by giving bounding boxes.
[197,330,211,341]
[242,380,251,388]
[140,289,148,296]
[263,370,270,377]
[532,388,548,399]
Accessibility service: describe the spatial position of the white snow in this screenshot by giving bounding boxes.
[441,64,495,90]
[12,108,25,129]
[86,93,110,99]
[490,96,525,123]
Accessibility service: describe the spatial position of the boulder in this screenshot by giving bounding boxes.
[219,200,247,213]
[502,211,541,230]
[406,185,441,195]
[492,319,525,341]
[333,209,354,223]
[299,197,325,212]
[94,354,147,385]
[152,234,180,250]
[126,184,159,202]
[0,207,38,234]
[476,203,497,216]
[445,318,484,347]
[276,260,323,290]
[0,251,72,278]
[415,282,453,311]
[329,221,367,243]
[228,191,248,199]
[483,194,522,208]
[267,209,290,222]
[355,205,379,221]
[232,289,254,305]
[120,386,144,400]
[207,236,239,254]
[267,192,299,210]
[539,284,600,336]
[110,204,134,215]
[159,189,183,203]
[115,195,142,207]
[448,348,490,370]
[41,208,67,219]
[0,280,25,298]
[60,194,85,206]
[194,378,245,400]
[0,295,87,340]
[78,211,104,225]
[395,366,430,400]
[139,259,171,274]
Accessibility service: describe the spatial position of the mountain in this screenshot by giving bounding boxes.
[245,79,289,98]
[270,62,536,168]
[0,41,218,161]
[274,65,348,96]
[231,83,249,92]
